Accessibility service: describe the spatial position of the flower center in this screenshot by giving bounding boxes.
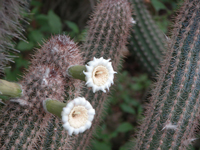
[92,65,109,86]
[68,106,88,128]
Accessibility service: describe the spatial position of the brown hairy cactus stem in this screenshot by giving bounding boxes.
[0,35,84,149]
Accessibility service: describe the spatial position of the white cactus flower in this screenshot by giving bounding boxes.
[61,97,95,135]
[83,57,117,93]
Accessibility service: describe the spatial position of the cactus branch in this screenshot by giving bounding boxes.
[0,79,22,98]
[134,0,200,149]
[129,0,165,76]
[67,65,86,81]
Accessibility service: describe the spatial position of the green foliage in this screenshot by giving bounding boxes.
[151,0,167,12]
[150,0,182,33]
[48,10,62,34]
[90,71,151,150]
[4,0,84,81]
[65,21,87,41]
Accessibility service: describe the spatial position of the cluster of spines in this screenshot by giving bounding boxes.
[134,0,200,149]
[128,0,165,76]
[0,0,28,75]
[72,0,132,149]
[0,35,84,149]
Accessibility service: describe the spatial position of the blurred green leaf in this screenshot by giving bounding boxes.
[118,84,123,91]
[109,131,118,139]
[31,0,42,7]
[17,41,34,51]
[31,7,39,14]
[92,141,112,150]
[48,10,62,34]
[120,103,136,114]
[15,57,29,69]
[29,30,44,43]
[65,21,79,33]
[131,83,143,91]
[35,14,48,25]
[151,0,166,12]
[116,122,134,132]
[129,100,140,107]
[137,105,143,115]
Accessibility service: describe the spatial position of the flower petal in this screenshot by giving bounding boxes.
[84,57,116,93]
[61,97,95,135]
[88,109,95,115]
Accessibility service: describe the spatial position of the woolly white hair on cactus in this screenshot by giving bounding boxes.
[61,97,95,135]
[83,57,117,93]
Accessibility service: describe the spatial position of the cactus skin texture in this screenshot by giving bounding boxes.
[74,0,132,149]
[0,0,132,149]
[129,0,165,76]
[134,0,200,149]
[0,35,84,149]
[0,0,27,75]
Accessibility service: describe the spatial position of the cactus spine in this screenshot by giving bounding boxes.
[134,0,200,149]
[129,0,165,75]
[0,0,28,74]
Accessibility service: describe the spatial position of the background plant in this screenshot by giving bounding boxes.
[2,0,198,150]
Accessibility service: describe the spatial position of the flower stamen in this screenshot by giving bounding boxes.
[93,65,109,86]
[69,106,88,128]
[72,111,81,116]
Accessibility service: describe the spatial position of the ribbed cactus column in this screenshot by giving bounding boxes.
[73,0,132,149]
[134,0,200,149]
[129,0,165,76]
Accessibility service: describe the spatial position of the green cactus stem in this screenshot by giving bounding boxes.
[43,99,66,118]
[129,0,165,76]
[134,0,200,149]
[0,79,22,98]
[67,65,86,81]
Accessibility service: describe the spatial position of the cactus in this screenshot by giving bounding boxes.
[0,0,132,149]
[0,0,28,75]
[134,0,200,149]
[74,0,132,149]
[128,0,165,76]
[0,35,84,149]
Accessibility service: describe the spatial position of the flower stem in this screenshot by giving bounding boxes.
[0,79,22,98]
[43,99,67,118]
[67,65,86,81]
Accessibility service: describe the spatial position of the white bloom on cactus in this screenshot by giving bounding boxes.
[61,97,95,135]
[83,57,117,93]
